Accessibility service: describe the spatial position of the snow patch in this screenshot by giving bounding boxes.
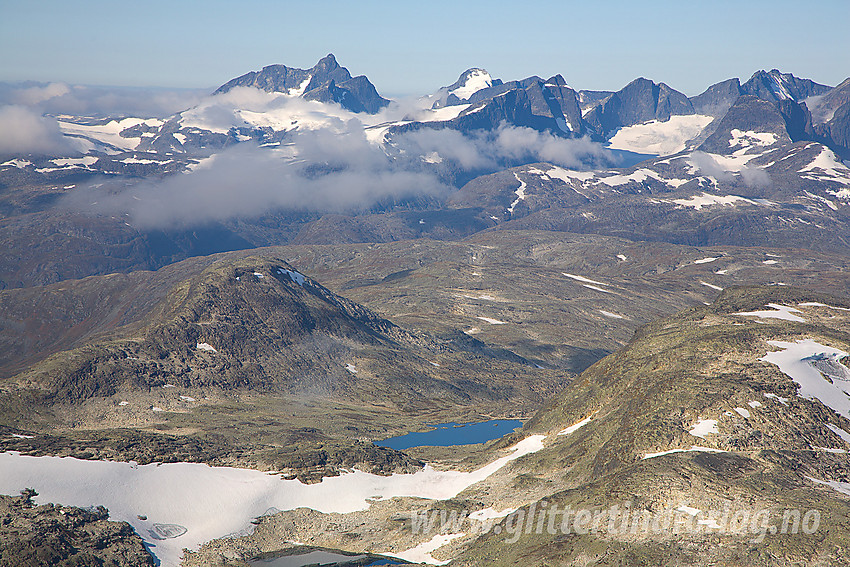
[386,533,465,565]
[476,317,506,325]
[599,310,623,319]
[806,476,850,497]
[557,411,598,436]
[761,339,850,418]
[734,407,751,418]
[449,69,493,100]
[728,129,778,151]
[508,173,527,215]
[694,257,719,264]
[196,342,217,353]
[799,302,850,312]
[607,114,713,155]
[672,193,758,210]
[763,392,789,406]
[827,424,850,447]
[0,435,545,567]
[642,446,727,460]
[563,273,607,286]
[736,304,805,323]
[277,268,306,286]
[688,419,718,438]
[1,158,32,168]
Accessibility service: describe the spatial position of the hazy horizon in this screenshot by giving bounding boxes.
[2,0,848,97]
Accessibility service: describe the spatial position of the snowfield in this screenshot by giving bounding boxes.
[606,114,713,155]
[0,435,546,566]
[736,303,805,323]
[449,69,493,100]
[760,339,850,418]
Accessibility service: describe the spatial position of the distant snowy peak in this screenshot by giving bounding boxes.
[432,68,502,108]
[212,53,389,114]
[449,69,494,100]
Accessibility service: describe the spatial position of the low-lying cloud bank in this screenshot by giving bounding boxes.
[0,105,75,155]
[69,121,615,229]
[0,81,205,118]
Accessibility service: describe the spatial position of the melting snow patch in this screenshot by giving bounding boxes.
[763,260,778,265]
[118,401,129,406]
[763,392,789,406]
[799,302,850,312]
[736,304,804,323]
[761,339,850,418]
[607,114,713,155]
[642,446,727,460]
[557,411,598,436]
[799,146,850,190]
[700,281,724,291]
[616,254,627,261]
[196,342,217,353]
[469,507,516,521]
[1,158,32,168]
[599,310,623,319]
[676,505,701,517]
[747,401,762,408]
[179,396,196,402]
[805,476,850,497]
[386,532,465,565]
[827,424,850,447]
[476,317,506,325]
[584,284,613,294]
[253,272,264,279]
[152,407,164,412]
[734,407,751,418]
[545,167,596,182]
[672,193,756,210]
[10,434,34,439]
[345,363,358,374]
[0,435,545,567]
[694,257,719,264]
[563,273,607,286]
[277,268,306,286]
[508,173,527,215]
[728,129,778,151]
[688,419,718,438]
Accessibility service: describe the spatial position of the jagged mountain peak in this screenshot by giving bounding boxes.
[212,54,388,114]
[742,68,832,103]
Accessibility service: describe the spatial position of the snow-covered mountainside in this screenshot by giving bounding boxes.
[1,60,849,264]
[3,60,847,186]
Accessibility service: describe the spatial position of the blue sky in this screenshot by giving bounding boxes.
[2,0,848,96]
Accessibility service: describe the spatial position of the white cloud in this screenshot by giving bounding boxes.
[0,105,75,155]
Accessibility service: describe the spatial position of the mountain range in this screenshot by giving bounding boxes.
[1,55,850,566]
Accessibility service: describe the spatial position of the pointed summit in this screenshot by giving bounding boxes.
[315,53,340,72]
[212,54,388,113]
[741,69,831,103]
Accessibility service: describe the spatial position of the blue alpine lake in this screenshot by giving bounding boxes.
[374,419,523,450]
[250,550,406,566]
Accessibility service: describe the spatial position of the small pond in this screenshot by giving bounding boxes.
[374,419,523,450]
